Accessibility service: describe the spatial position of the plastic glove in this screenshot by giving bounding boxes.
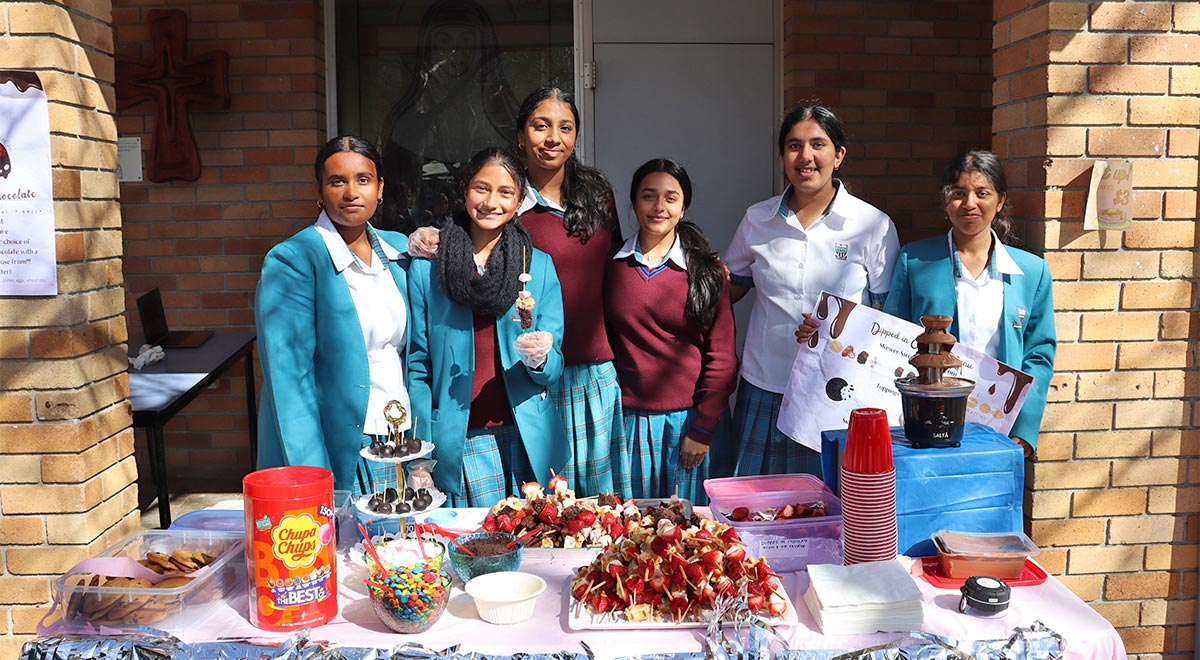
[513,330,553,370]
[128,344,165,370]
[407,226,440,258]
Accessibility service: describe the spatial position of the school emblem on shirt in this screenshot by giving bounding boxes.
[833,242,849,261]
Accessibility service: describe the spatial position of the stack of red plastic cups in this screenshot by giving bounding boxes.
[840,408,897,565]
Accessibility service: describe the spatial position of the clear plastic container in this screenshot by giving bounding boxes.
[170,509,244,533]
[933,530,1039,579]
[53,529,244,633]
[705,475,844,572]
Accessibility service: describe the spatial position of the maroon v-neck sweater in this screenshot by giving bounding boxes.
[520,207,621,366]
[603,256,738,444]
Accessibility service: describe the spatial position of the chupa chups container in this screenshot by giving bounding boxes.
[704,474,844,572]
[933,529,1039,580]
[243,466,337,631]
[52,529,243,634]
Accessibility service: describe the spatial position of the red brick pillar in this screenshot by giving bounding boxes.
[997,1,1200,655]
[0,1,137,654]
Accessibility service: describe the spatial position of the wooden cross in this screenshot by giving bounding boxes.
[115,9,229,183]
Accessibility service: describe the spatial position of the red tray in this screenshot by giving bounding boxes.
[920,556,1048,589]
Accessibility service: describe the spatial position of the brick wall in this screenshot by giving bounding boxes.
[996,2,1200,657]
[113,1,325,491]
[782,0,994,239]
[0,1,139,655]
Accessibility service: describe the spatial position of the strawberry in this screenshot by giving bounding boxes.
[577,509,597,526]
[499,516,518,533]
[725,545,746,563]
[755,560,774,582]
[591,594,611,613]
[624,575,644,594]
[767,597,788,617]
[481,516,498,532]
[659,523,681,543]
[650,536,671,558]
[684,561,705,582]
[730,506,750,522]
[720,527,740,543]
[606,559,627,577]
[572,582,590,601]
[747,594,765,613]
[548,473,568,493]
[701,549,723,570]
[566,519,586,533]
[779,504,795,519]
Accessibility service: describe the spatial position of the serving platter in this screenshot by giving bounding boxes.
[564,576,799,631]
[354,489,447,519]
[358,441,434,464]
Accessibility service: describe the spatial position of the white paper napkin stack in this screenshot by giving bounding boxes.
[804,559,924,635]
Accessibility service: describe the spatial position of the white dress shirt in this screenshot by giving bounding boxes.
[315,213,411,435]
[612,234,688,269]
[724,182,899,393]
[951,230,1024,359]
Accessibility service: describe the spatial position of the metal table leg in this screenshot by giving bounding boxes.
[149,424,171,528]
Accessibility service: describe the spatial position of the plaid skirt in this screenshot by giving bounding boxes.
[446,424,535,508]
[624,408,709,505]
[552,361,630,498]
[731,379,822,477]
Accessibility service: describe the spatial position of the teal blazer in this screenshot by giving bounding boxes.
[883,236,1056,448]
[255,223,410,491]
[407,250,569,496]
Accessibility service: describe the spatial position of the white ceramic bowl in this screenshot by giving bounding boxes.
[464,571,546,625]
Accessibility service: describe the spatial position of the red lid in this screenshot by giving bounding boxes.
[243,466,333,499]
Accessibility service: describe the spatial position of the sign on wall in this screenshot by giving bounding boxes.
[0,70,57,296]
[1084,159,1133,231]
[777,292,1033,451]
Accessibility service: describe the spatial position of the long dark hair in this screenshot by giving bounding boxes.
[314,135,383,183]
[778,103,847,156]
[516,87,618,243]
[628,158,725,334]
[940,150,1016,245]
[438,147,532,317]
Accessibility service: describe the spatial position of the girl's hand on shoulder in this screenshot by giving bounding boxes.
[407,226,441,259]
[680,436,709,469]
[795,313,820,344]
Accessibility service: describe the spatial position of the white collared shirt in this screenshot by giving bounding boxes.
[315,213,411,435]
[612,234,688,269]
[951,230,1023,359]
[518,181,565,215]
[724,182,899,392]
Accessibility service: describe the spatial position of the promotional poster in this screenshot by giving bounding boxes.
[777,293,1033,451]
[0,70,57,295]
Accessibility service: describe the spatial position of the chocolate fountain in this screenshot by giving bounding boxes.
[894,315,975,448]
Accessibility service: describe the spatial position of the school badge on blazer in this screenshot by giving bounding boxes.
[833,242,849,260]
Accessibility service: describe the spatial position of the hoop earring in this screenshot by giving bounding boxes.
[317,200,324,209]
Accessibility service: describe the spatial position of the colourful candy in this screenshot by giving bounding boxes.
[367,563,452,621]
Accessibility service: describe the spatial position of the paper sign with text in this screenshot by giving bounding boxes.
[0,70,57,295]
[1084,160,1133,231]
[777,293,1034,451]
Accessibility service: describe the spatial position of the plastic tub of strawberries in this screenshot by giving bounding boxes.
[704,474,844,572]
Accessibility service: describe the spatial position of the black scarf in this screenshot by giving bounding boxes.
[437,212,532,318]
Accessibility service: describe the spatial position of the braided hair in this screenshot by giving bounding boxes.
[516,87,618,243]
[438,147,533,318]
[628,158,726,334]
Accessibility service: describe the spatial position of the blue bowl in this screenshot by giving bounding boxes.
[447,531,521,583]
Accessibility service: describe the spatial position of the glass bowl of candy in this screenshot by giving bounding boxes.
[447,531,521,583]
[350,536,445,576]
[366,561,452,634]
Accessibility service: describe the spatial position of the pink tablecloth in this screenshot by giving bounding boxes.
[179,508,1125,660]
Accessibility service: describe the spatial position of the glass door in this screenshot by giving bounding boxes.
[335,0,574,233]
